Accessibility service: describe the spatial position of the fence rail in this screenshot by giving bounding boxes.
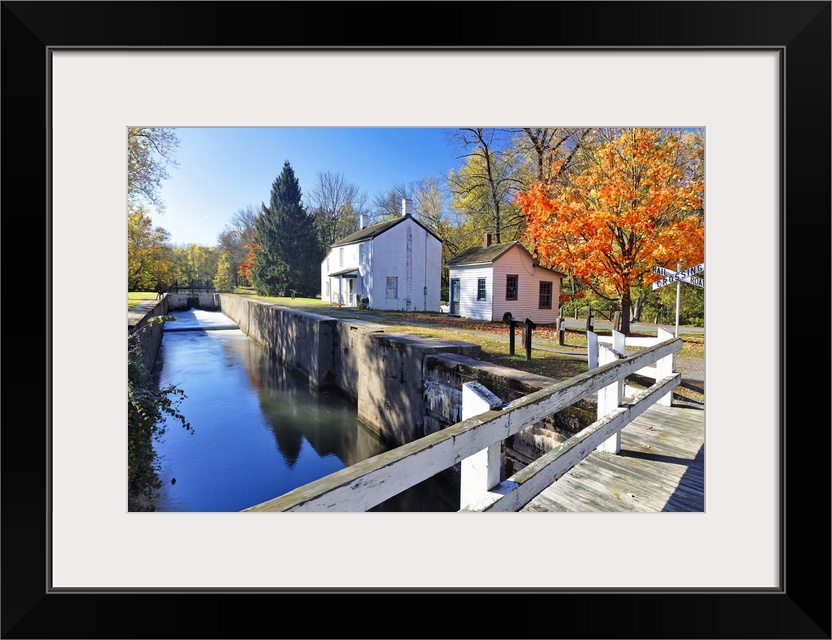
[167,281,215,294]
[243,335,683,513]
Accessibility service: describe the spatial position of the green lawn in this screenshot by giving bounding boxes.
[128,291,158,309]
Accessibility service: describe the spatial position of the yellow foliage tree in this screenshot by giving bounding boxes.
[447,128,525,244]
[127,208,175,291]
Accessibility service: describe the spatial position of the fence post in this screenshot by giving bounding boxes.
[523,318,536,360]
[460,381,504,509]
[656,327,675,406]
[596,331,625,453]
[587,330,599,370]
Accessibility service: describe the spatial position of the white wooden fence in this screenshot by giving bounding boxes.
[588,327,676,453]
[242,335,682,513]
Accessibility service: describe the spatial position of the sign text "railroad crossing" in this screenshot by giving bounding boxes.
[651,263,704,290]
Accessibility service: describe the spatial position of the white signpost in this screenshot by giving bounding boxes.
[651,262,704,336]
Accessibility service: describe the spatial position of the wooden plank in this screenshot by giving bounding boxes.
[568,460,670,511]
[547,470,636,511]
[521,404,704,512]
[588,456,693,510]
[521,492,570,512]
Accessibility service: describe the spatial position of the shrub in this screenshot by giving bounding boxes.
[127,342,191,511]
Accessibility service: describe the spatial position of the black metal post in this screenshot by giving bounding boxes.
[524,318,536,360]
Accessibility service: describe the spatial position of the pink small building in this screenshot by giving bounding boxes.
[445,235,566,324]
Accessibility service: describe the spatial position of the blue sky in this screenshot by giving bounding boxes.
[149,127,465,246]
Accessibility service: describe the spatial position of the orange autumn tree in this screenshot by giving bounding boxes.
[516,128,704,334]
[239,239,260,286]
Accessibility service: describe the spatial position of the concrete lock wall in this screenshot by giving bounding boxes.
[167,293,219,311]
[128,296,170,373]
[218,295,337,390]
[332,319,388,402]
[353,332,481,445]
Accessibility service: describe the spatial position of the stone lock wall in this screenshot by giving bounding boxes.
[352,332,480,445]
[218,295,338,390]
[167,293,220,311]
[127,296,170,373]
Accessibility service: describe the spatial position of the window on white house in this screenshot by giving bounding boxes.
[359,243,365,263]
[339,247,344,267]
[506,274,518,301]
[477,278,486,301]
[539,281,552,309]
[386,277,398,298]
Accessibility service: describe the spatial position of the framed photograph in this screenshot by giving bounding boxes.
[4,1,829,638]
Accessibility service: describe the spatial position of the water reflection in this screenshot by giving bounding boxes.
[152,309,458,512]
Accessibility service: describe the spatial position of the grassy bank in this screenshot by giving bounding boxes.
[128,291,158,309]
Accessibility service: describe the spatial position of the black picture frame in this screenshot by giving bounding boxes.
[3,2,829,638]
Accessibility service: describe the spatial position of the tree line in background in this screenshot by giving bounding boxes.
[128,126,704,327]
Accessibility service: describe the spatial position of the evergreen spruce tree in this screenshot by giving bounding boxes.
[252,160,323,297]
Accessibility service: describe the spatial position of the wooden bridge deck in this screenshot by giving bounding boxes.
[521,402,705,512]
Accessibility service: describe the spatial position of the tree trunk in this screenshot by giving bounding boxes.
[631,294,645,322]
[620,290,632,334]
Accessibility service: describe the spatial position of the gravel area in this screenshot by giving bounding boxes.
[676,356,705,387]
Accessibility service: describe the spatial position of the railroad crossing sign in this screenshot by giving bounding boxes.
[652,263,704,290]
[650,262,704,337]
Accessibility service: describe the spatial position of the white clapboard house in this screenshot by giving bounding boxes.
[445,235,566,323]
[321,199,443,311]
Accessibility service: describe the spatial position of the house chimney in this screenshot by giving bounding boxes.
[359,214,365,229]
[484,233,492,247]
[402,198,412,217]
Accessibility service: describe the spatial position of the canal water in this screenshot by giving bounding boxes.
[151,308,459,512]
